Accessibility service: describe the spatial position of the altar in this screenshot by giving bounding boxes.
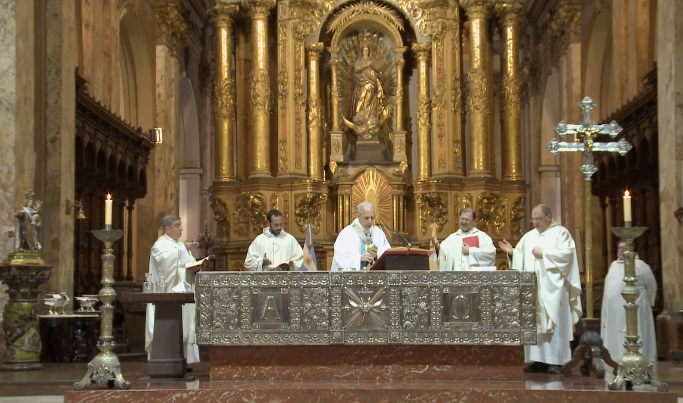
[196,270,537,382]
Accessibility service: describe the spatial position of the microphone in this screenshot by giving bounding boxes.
[376,223,412,248]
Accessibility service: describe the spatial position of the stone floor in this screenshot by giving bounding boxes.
[0,360,680,402]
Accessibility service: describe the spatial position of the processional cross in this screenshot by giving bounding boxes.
[547,96,632,378]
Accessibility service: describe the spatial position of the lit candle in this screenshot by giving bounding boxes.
[105,193,113,226]
[623,190,632,223]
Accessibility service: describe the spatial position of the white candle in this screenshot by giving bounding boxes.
[105,193,113,226]
[623,190,632,223]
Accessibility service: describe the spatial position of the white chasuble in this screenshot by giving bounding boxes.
[436,228,496,271]
[331,218,390,271]
[244,228,304,271]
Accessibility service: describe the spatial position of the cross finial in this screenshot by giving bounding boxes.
[578,96,596,126]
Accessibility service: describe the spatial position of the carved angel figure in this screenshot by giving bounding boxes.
[15,192,42,252]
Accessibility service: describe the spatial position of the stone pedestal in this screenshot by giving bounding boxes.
[0,262,51,370]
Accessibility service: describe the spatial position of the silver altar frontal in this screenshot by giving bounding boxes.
[195,270,537,346]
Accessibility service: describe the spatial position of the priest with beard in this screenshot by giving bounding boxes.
[499,204,582,374]
[430,208,496,271]
[331,202,391,271]
[244,209,304,271]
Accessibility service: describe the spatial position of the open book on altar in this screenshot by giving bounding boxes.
[186,256,210,269]
[370,248,434,271]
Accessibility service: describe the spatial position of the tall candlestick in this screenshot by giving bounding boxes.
[623,190,632,223]
[105,193,113,226]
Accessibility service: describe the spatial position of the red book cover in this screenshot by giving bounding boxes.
[463,236,479,248]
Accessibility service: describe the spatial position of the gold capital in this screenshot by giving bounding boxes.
[494,0,523,27]
[211,3,240,26]
[155,4,188,56]
[242,0,276,17]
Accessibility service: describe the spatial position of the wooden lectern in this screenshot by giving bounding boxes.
[128,292,195,380]
[370,248,433,271]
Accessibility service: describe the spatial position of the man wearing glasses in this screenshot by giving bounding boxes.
[431,208,496,271]
[499,205,582,374]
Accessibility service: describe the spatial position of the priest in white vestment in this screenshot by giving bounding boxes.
[601,240,657,362]
[244,209,304,271]
[499,205,582,374]
[331,202,391,271]
[145,215,208,364]
[431,208,496,271]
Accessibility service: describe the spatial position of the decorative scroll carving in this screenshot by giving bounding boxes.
[233,192,267,236]
[294,192,328,234]
[327,0,404,34]
[155,4,188,56]
[290,0,335,39]
[283,193,290,222]
[415,192,448,235]
[501,75,521,111]
[249,69,272,115]
[277,69,288,112]
[213,78,234,119]
[467,68,488,113]
[416,97,432,135]
[195,270,537,345]
[476,191,507,234]
[308,99,321,129]
[210,196,230,240]
[511,196,526,236]
[278,139,288,171]
[270,193,279,210]
[462,193,473,209]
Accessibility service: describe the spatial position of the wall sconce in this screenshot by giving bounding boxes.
[151,127,163,144]
[66,199,87,220]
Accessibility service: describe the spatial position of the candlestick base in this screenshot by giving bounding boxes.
[607,351,669,391]
[73,351,129,390]
[563,318,618,378]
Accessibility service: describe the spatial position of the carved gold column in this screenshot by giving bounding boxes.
[329,49,343,166]
[463,0,494,177]
[243,0,275,178]
[306,42,324,181]
[393,47,407,163]
[212,3,239,182]
[413,42,432,181]
[496,0,524,182]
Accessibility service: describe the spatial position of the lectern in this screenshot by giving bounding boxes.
[128,292,194,380]
[370,248,433,271]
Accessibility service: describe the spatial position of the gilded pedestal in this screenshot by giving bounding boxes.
[0,262,51,370]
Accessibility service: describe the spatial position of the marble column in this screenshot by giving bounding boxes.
[155,3,187,216]
[306,42,324,181]
[244,0,276,178]
[657,0,683,315]
[496,0,524,182]
[211,3,239,182]
[462,0,494,177]
[413,42,432,181]
[42,0,78,295]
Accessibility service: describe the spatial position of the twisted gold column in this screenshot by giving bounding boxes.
[413,42,432,181]
[212,3,239,181]
[306,42,324,181]
[496,0,524,181]
[463,0,494,177]
[244,0,275,178]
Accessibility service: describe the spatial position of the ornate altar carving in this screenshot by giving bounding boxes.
[294,192,328,234]
[195,270,537,346]
[233,192,267,236]
[511,196,526,236]
[476,191,507,234]
[209,196,230,241]
[415,192,448,235]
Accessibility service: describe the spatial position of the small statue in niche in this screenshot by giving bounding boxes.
[15,190,42,253]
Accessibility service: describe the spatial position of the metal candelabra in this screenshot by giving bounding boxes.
[607,224,668,392]
[74,226,129,390]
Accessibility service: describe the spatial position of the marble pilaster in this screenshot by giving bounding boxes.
[42,0,78,295]
[657,0,683,314]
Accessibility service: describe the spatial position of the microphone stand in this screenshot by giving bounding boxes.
[376,223,411,249]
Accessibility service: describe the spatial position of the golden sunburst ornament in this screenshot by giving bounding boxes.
[351,168,393,242]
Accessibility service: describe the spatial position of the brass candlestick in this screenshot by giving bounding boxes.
[607,224,668,392]
[74,226,129,390]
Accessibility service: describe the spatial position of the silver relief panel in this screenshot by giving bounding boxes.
[195,270,537,346]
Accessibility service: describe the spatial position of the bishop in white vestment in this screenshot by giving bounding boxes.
[145,216,202,364]
[432,208,496,271]
[244,209,304,271]
[601,241,657,362]
[331,202,390,271]
[500,205,582,373]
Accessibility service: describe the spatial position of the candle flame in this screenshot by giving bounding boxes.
[624,190,630,197]
[106,193,112,201]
